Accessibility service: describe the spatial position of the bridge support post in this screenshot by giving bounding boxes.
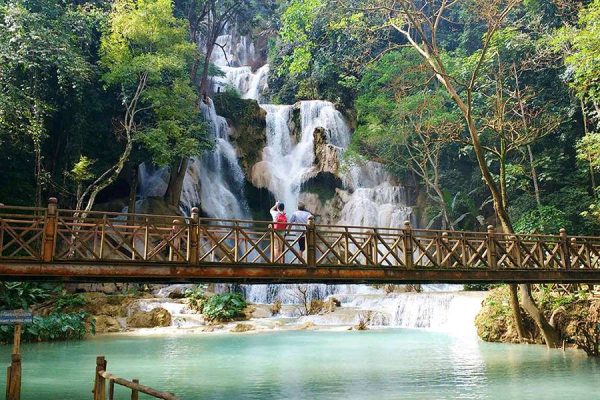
[93,356,107,400]
[560,228,571,270]
[189,208,199,265]
[487,226,497,269]
[42,197,58,262]
[306,216,316,268]
[441,232,449,267]
[403,221,414,269]
[170,220,182,262]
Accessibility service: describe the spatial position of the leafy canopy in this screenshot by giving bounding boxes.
[100,0,208,165]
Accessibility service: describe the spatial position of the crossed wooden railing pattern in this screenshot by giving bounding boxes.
[1,199,600,275]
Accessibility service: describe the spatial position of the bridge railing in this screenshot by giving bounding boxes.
[1,199,599,271]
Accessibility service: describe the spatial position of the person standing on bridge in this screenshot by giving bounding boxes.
[288,201,313,258]
[270,201,287,262]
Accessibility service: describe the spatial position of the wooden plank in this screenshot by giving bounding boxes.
[2,261,600,283]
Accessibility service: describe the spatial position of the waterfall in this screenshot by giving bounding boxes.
[338,291,485,336]
[257,101,351,211]
[134,26,474,335]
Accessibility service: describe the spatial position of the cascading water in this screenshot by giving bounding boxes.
[135,26,479,334]
[178,99,249,218]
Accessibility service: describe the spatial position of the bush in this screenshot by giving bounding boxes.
[202,293,247,322]
[184,286,207,313]
[0,282,53,310]
[0,312,91,343]
[53,292,87,313]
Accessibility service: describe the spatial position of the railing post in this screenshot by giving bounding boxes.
[559,228,571,270]
[487,225,497,269]
[93,356,107,400]
[570,237,578,268]
[234,223,240,263]
[42,197,58,262]
[402,221,414,269]
[441,232,449,267]
[510,235,521,268]
[371,228,378,266]
[306,216,316,268]
[131,378,139,400]
[189,208,199,265]
[170,220,182,262]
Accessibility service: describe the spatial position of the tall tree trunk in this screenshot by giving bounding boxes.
[519,284,560,345]
[164,157,189,208]
[199,41,216,99]
[127,165,138,226]
[527,145,542,207]
[509,284,526,340]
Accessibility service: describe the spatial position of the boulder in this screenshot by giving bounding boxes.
[126,308,172,328]
[94,316,122,333]
[230,323,255,333]
[313,127,342,175]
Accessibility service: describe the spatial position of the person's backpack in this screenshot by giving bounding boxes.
[274,212,287,230]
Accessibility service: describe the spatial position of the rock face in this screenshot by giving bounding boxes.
[94,316,122,333]
[312,127,341,176]
[213,92,267,176]
[230,323,255,333]
[126,307,172,328]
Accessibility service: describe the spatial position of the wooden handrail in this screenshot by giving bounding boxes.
[93,356,178,400]
[1,199,600,283]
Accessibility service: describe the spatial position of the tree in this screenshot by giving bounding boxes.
[0,0,97,206]
[355,0,560,347]
[352,50,465,230]
[80,0,206,213]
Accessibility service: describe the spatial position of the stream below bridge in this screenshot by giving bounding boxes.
[1,329,598,399]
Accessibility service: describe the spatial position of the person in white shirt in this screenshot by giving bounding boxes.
[288,201,312,256]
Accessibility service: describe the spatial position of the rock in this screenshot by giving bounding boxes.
[213,92,267,176]
[324,297,341,312]
[244,304,272,319]
[271,300,282,316]
[249,160,272,189]
[230,323,255,333]
[82,293,135,317]
[313,127,342,175]
[243,305,256,319]
[298,321,316,330]
[126,307,172,328]
[153,284,195,299]
[94,316,121,333]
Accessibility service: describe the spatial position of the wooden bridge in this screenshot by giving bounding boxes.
[0,199,599,284]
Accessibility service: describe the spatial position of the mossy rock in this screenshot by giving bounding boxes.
[94,316,122,333]
[213,91,267,174]
[230,323,255,333]
[126,308,172,328]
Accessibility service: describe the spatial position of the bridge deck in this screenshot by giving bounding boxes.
[1,200,599,283]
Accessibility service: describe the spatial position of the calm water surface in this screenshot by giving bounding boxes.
[0,329,598,399]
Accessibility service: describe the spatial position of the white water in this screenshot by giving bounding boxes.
[143,284,483,336]
[135,27,472,335]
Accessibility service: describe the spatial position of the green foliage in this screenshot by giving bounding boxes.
[278,0,323,76]
[556,0,600,113]
[100,0,208,166]
[0,313,90,343]
[202,293,247,322]
[0,282,52,310]
[577,133,600,172]
[53,293,87,313]
[514,206,570,234]
[184,286,207,313]
[70,156,95,184]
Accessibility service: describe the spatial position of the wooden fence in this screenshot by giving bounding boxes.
[93,356,178,400]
